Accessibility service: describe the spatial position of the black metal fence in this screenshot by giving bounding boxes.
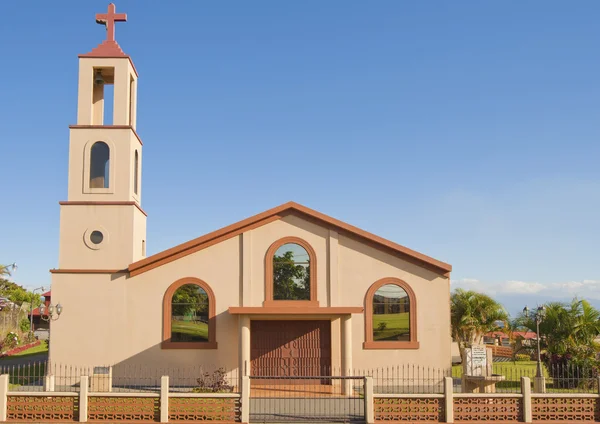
[0,361,597,396]
[451,362,600,394]
[545,363,599,393]
[249,375,365,423]
[0,362,239,394]
[355,365,450,394]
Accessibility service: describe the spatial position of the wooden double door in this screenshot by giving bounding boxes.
[250,320,332,377]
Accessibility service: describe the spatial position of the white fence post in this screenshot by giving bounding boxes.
[0,374,9,421]
[444,376,454,423]
[365,376,374,424]
[241,376,250,424]
[160,375,169,423]
[521,376,532,423]
[44,375,55,392]
[79,375,89,422]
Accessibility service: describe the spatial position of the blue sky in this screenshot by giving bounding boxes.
[0,1,598,315]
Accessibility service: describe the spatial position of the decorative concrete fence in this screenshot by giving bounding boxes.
[2,374,600,423]
[372,376,600,423]
[0,375,242,423]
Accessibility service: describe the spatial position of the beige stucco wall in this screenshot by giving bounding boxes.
[67,128,142,202]
[51,236,240,369]
[58,205,146,269]
[51,214,450,373]
[338,234,452,370]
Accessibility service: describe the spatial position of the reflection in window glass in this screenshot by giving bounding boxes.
[373,284,410,341]
[171,284,209,342]
[273,243,310,301]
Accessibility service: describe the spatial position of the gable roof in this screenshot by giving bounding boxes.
[128,201,452,277]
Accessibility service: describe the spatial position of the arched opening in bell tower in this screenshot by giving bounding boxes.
[90,141,110,188]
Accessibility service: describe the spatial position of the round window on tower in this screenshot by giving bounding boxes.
[84,227,109,250]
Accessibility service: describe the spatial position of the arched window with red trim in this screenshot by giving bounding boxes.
[364,278,419,349]
[162,278,217,349]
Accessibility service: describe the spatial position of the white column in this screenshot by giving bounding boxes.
[79,375,89,422]
[364,376,374,424]
[328,230,339,306]
[0,374,9,422]
[160,376,169,423]
[444,377,454,423]
[521,376,532,423]
[341,315,353,373]
[241,232,252,306]
[241,376,251,424]
[240,316,251,377]
[341,315,353,395]
[113,61,130,125]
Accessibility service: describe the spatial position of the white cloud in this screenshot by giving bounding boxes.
[450,278,600,300]
[499,280,545,295]
[450,278,487,292]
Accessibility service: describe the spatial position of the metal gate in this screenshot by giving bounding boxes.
[249,376,365,423]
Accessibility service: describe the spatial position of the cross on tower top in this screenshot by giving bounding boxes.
[95,3,127,43]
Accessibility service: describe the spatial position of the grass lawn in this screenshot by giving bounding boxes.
[450,360,598,393]
[3,342,49,359]
[0,341,49,389]
[172,320,208,341]
[373,313,409,341]
[452,360,549,378]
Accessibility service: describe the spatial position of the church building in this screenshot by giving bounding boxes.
[50,4,452,379]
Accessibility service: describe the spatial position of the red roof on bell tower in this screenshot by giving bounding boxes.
[79,3,137,74]
[80,3,128,57]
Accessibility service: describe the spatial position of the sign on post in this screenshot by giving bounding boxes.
[464,345,488,376]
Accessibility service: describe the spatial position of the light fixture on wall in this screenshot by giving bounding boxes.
[39,303,63,322]
[94,69,104,85]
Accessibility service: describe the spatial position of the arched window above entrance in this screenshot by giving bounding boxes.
[264,237,318,307]
[162,277,217,349]
[90,141,110,189]
[364,278,419,349]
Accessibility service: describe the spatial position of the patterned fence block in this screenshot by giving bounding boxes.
[7,395,78,422]
[169,396,241,422]
[374,397,444,422]
[454,396,522,422]
[88,396,160,422]
[532,396,600,422]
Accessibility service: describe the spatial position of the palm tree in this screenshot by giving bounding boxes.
[520,299,600,358]
[0,263,16,278]
[451,289,509,361]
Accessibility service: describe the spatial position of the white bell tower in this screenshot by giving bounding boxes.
[57,3,147,271]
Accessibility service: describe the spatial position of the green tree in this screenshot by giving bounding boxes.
[171,284,208,317]
[451,289,508,360]
[0,279,41,309]
[273,251,310,300]
[0,265,15,279]
[519,299,600,364]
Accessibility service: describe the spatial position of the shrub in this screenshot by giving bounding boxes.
[19,319,30,333]
[24,332,36,344]
[3,332,19,351]
[376,322,388,331]
[515,354,530,362]
[193,368,233,393]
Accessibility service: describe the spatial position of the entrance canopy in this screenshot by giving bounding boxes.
[228,306,363,315]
